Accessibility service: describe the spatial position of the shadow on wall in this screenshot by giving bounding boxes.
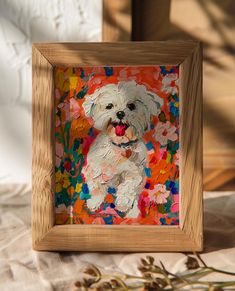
[131,0,235,188]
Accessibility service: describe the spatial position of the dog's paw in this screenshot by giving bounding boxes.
[86,196,104,211]
[115,195,133,212]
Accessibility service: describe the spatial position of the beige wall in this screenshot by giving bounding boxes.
[131,0,235,188]
[169,0,235,170]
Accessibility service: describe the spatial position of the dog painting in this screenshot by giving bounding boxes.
[55,66,180,225]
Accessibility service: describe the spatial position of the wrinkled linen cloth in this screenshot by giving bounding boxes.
[0,184,235,290]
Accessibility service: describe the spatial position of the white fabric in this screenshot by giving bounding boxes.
[0,185,235,290]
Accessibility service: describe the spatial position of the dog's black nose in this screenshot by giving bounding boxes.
[116,111,125,120]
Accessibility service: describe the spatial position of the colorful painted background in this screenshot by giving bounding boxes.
[55,66,179,225]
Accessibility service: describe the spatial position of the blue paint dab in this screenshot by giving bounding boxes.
[160,66,175,75]
[77,85,88,99]
[167,181,179,195]
[144,168,151,178]
[73,139,80,151]
[171,187,178,194]
[88,127,95,138]
[116,210,126,218]
[110,203,115,208]
[160,218,166,225]
[169,181,175,188]
[108,187,116,194]
[102,202,109,210]
[80,68,85,78]
[145,182,150,189]
[104,66,113,76]
[103,215,113,224]
[150,123,155,130]
[146,142,154,151]
[77,175,83,183]
[80,192,91,200]
[82,183,89,194]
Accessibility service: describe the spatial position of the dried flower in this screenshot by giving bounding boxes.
[95,281,112,290]
[83,278,95,288]
[138,266,149,273]
[146,256,155,265]
[185,256,200,270]
[144,281,161,291]
[141,258,149,266]
[72,254,235,291]
[83,265,100,278]
[72,281,87,291]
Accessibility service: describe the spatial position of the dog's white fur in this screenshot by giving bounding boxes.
[82,80,163,217]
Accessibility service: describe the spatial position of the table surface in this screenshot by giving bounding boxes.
[0,184,235,290]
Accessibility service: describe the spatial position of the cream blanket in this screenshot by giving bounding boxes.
[0,184,235,290]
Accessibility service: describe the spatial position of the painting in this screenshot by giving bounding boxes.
[54,65,179,225]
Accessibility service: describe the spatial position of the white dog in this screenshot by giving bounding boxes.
[82,80,163,217]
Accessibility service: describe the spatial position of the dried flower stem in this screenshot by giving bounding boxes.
[73,254,235,291]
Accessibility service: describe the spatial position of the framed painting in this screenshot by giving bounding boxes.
[32,42,203,251]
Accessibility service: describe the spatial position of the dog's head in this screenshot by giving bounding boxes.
[83,80,163,145]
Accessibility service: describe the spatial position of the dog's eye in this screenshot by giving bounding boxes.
[106,103,113,110]
[127,103,136,111]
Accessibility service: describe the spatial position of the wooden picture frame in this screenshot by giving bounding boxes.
[32,42,203,251]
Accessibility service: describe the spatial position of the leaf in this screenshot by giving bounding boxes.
[77,85,88,99]
[64,121,71,150]
[60,91,69,103]
[55,132,63,144]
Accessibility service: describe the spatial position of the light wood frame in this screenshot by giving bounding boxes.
[32,42,203,251]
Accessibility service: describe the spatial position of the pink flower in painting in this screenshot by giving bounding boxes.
[55,142,64,167]
[70,98,80,119]
[58,102,70,123]
[92,217,105,224]
[154,121,178,146]
[100,207,118,216]
[56,156,61,167]
[158,147,168,160]
[162,73,179,95]
[171,194,179,213]
[175,150,179,166]
[149,184,170,204]
[56,142,64,158]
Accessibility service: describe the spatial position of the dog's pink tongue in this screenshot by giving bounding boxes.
[115,124,126,136]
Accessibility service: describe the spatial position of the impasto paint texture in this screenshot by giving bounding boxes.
[55,66,179,225]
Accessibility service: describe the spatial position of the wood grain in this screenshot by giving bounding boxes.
[32,46,55,249]
[180,43,203,249]
[32,42,203,251]
[34,41,197,66]
[34,225,200,252]
[103,0,131,41]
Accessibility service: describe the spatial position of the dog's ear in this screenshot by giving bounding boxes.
[141,89,163,116]
[82,89,100,117]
